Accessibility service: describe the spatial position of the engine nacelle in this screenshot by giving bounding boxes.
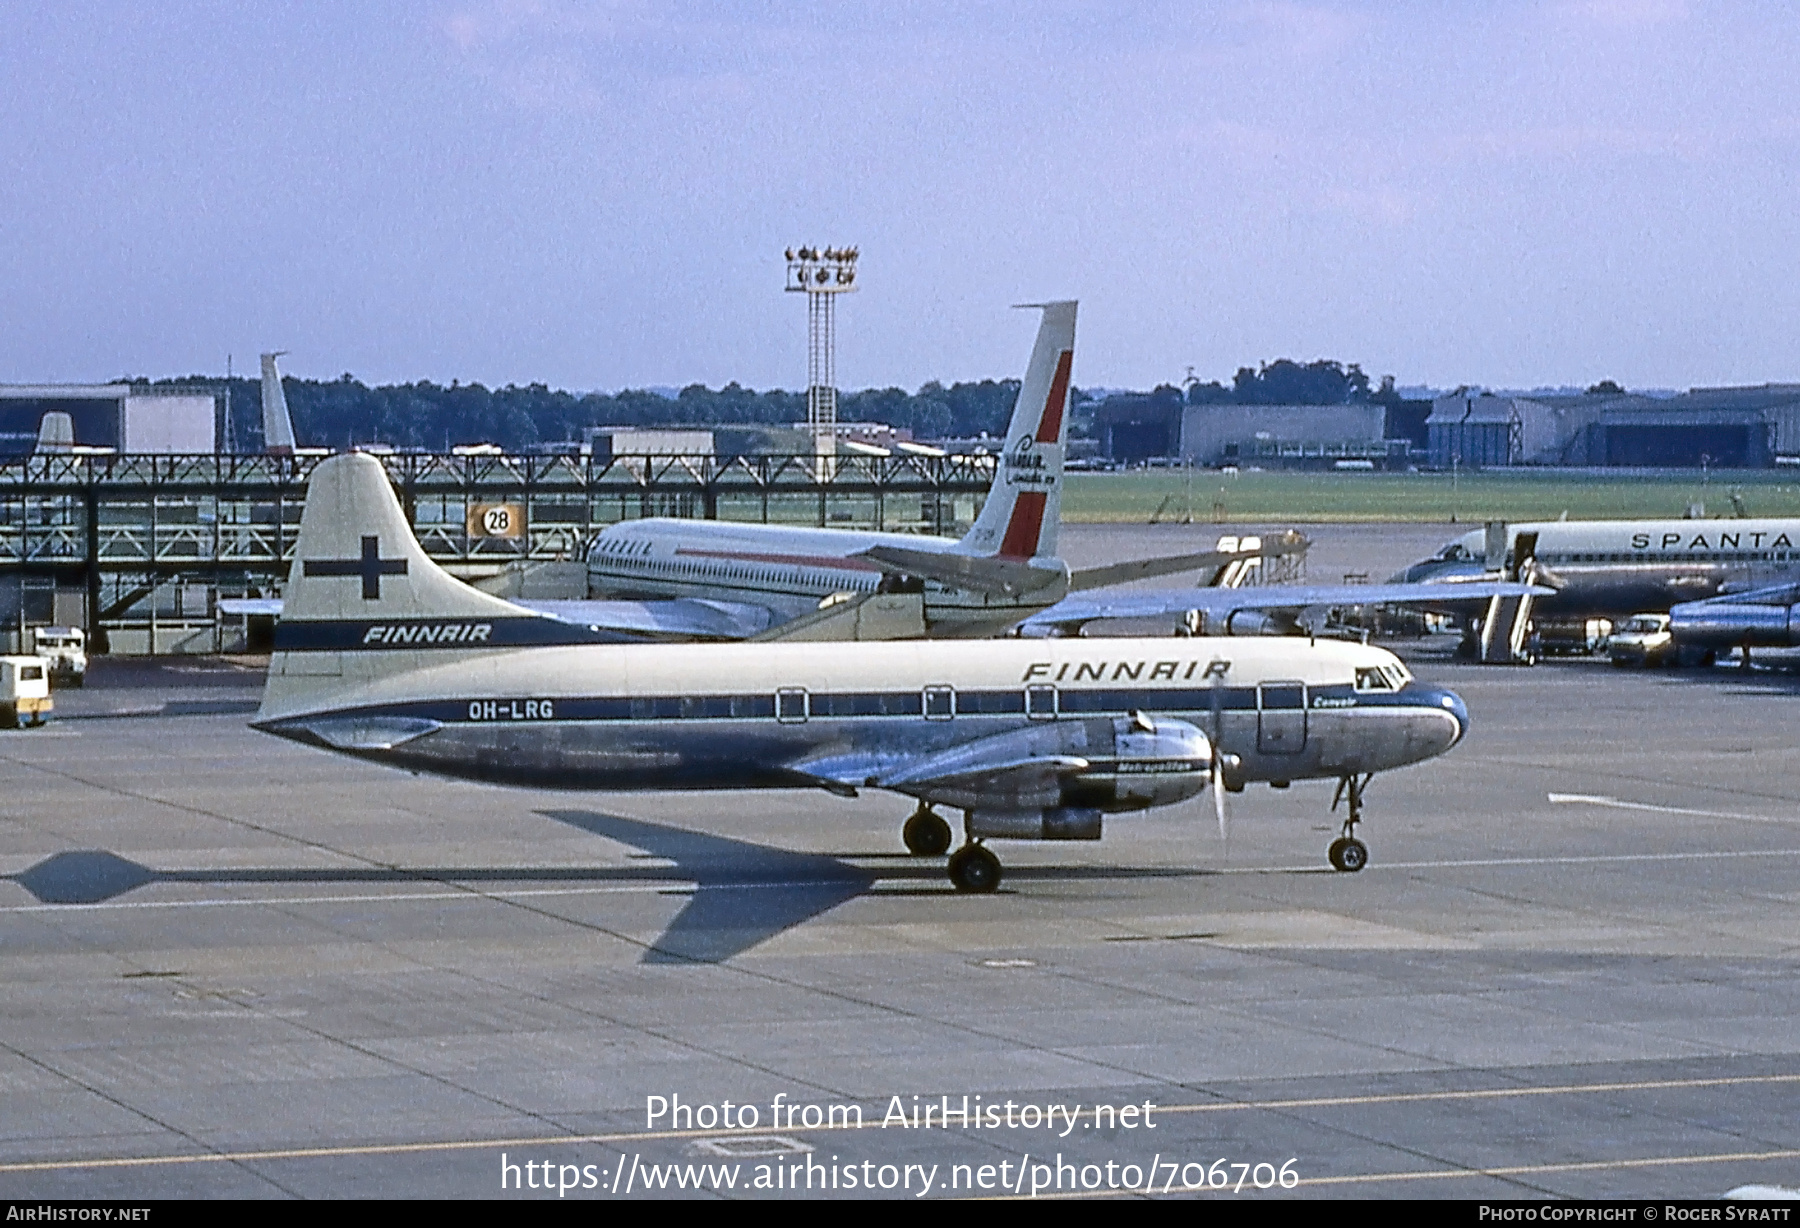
[1669,600,1800,648]
[968,808,1103,840]
[1062,715,1213,811]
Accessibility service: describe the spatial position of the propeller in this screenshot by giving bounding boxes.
[1209,660,1231,843]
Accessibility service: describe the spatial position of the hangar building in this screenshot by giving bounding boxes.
[1093,395,1399,467]
[1427,385,1800,468]
[1178,402,1388,467]
[0,384,220,456]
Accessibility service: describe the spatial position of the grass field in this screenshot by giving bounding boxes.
[1061,469,1800,523]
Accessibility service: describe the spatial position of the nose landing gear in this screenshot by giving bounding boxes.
[1328,774,1372,872]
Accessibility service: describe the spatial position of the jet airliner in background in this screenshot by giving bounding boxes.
[541,301,1298,640]
[1398,517,1800,646]
[254,454,1474,889]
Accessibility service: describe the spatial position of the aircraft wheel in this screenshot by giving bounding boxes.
[903,809,952,857]
[947,844,1002,893]
[1327,837,1368,873]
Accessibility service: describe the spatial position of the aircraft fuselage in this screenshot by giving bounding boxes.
[586,519,1068,637]
[257,637,1466,797]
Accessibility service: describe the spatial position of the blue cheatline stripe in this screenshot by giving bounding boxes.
[273,685,1453,727]
[273,617,639,651]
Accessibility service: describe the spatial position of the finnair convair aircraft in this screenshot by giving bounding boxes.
[255,454,1472,890]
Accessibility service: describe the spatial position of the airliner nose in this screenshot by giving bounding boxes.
[1423,686,1470,747]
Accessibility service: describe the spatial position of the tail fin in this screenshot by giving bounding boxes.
[260,351,297,455]
[34,411,74,454]
[958,300,1076,561]
[259,453,588,720]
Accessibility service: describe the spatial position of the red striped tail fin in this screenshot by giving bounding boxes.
[960,301,1076,561]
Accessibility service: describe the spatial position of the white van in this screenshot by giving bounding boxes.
[0,656,53,727]
[30,625,86,687]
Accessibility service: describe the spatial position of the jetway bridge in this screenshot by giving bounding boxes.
[0,450,995,654]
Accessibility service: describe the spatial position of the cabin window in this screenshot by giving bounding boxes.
[923,686,955,720]
[776,688,808,723]
[1026,684,1058,720]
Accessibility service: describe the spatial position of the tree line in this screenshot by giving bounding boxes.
[142,357,1389,453]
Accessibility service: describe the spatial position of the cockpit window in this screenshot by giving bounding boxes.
[1355,667,1395,692]
[1439,543,1472,561]
[1384,664,1410,688]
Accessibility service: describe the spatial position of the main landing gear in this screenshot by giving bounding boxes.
[1327,774,1372,873]
[947,843,1002,893]
[902,804,953,857]
[902,805,1002,892]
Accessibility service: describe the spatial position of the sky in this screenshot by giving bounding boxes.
[3,1,1797,394]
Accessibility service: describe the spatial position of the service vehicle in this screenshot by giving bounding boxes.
[1608,613,1676,667]
[30,625,86,687]
[0,656,53,727]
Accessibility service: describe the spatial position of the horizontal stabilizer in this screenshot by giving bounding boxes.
[1070,532,1311,592]
[857,544,1067,596]
[517,597,776,640]
[218,597,285,617]
[299,716,442,752]
[751,592,927,642]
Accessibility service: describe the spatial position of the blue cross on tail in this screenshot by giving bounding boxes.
[303,535,408,600]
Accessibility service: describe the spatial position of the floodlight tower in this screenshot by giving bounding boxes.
[785,245,858,478]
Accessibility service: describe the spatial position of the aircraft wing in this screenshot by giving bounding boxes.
[790,744,1089,807]
[855,544,1068,596]
[1022,579,1552,635]
[514,598,778,640]
[879,752,1090,795]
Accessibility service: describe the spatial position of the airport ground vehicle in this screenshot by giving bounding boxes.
[1608,614,1675,667]
[29,625,86,687]
[0,657,53,727]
